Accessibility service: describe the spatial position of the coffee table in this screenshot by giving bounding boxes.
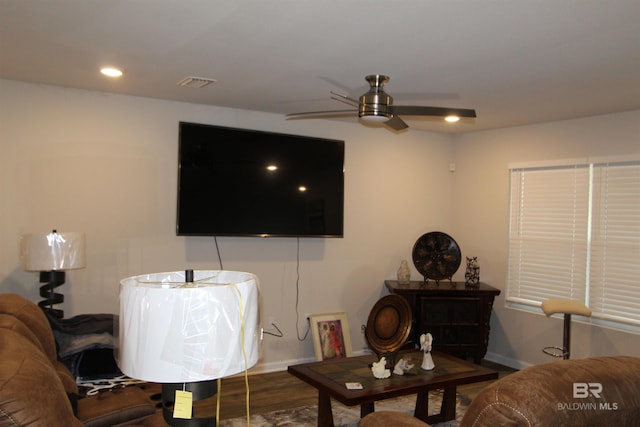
[288,351,497,427]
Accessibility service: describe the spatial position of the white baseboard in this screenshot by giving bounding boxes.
[483,351,532,370]
[248,357,314,374]
[247,348,374,375]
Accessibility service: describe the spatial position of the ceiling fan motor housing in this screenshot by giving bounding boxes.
[359,74,393,121]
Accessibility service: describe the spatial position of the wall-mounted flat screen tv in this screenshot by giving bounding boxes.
[177,122,345,237]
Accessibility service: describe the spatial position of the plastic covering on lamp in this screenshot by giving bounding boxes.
[20,231,86,271]
[117,270,261,383]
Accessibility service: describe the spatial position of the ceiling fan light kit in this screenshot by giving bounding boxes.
[360,115,390,123]
[287,74,476,131]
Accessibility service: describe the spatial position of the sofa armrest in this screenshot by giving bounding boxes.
[461,356,640,427]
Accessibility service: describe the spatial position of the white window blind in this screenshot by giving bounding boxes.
[589,161,640,324]
[507,159,640,328]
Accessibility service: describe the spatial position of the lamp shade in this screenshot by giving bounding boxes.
[20,231,86,271]
[117,270,261,383]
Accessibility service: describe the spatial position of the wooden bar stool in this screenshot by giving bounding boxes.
[541,298,591,359]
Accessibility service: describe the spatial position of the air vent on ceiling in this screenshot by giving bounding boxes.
[176,76,217,88]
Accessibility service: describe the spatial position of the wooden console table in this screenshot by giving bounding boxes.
[385,281,500,363]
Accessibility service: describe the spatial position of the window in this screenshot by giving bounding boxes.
[507,158,640,329]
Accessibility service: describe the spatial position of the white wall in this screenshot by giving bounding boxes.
[451,110,640,368]
[0,79,456,371]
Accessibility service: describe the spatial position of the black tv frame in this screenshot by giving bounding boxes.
[176,122,345,238]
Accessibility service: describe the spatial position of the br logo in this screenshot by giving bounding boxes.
[573,382,602,398]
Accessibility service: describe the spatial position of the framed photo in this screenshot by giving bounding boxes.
[309,312,353,361]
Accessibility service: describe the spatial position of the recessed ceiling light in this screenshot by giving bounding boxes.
[444,115,460,123]
[100,67,123,77]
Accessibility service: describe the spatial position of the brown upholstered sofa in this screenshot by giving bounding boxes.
[360,355,640,427]
[0,293,156,427]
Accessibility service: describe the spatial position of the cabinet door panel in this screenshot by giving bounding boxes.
[452,299,479,323]
[421,300,449,323]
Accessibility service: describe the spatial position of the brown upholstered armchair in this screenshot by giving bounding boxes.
[461,355,640,426]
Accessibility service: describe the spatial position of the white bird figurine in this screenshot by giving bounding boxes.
[371,357,391,379]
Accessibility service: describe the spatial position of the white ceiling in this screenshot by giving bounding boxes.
[1,1,639,134]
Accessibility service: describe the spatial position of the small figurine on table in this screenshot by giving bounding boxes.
[393,357,415,375]
[420,333,435,371]
[371,357,391,379]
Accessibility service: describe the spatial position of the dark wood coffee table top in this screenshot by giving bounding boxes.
[289,350,495,405]
[288,350,497,426]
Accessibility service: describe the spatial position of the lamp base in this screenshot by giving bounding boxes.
[38,270,65,319]
[162,381,218,426]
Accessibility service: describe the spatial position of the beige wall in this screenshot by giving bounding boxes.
[0,79,455,371]
[1,79,638,370]
[451,110,640,368]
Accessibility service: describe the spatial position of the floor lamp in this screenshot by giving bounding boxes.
[117,270,261,426]
[20,230,86,318]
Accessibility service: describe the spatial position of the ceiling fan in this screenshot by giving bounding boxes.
[286,74,476,131]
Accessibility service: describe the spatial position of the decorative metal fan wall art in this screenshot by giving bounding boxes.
[412,232,462,283]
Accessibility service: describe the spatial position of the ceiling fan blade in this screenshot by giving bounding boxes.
[384,116,409,131]
[318,77,357,93]
[391,105,477,118]
[286,109,357,119]
[330,91,360,107]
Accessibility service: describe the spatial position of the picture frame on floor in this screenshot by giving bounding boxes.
[309,312,353,361]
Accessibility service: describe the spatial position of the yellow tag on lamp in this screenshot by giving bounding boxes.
[174,390,193,419]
